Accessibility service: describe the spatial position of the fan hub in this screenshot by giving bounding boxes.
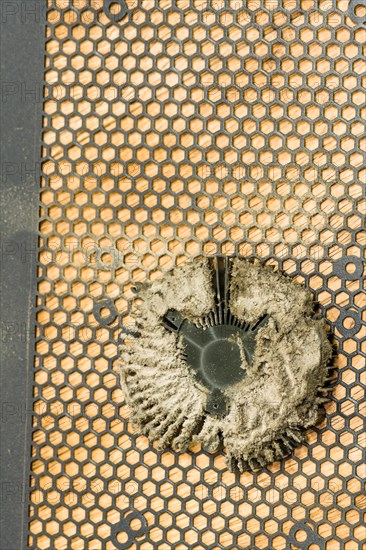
[161,257,269,416]
[201,337,244,389]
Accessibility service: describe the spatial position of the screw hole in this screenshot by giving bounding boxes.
[342,316,356,330]
[354,3,366,17]
[345,262,356,274]
[130,517,142,531]
[116,530,128,544]
[109,1,123,15]
[100,306,111,318]
[294,529,308,542]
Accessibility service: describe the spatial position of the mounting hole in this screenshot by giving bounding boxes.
[110,510,147,547]
[104,0,128,21]
[100,306,111,319]
[333,256,363,281]
[93,299,118,326]
[109,1,123,14]
[354,3,366,17]
[116,531,129,544]
[294,529,308,542]
[288,521,320,549]
[348,0,366,23]
[130,517,142,531]
[342,316,356,330]
[345,262,356,274]
[336,309,360,338]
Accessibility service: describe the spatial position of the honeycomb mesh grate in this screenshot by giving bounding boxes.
[29,0,365,548]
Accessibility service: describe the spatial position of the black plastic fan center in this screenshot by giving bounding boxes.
[202,337,243,388]
[162,258,269,416]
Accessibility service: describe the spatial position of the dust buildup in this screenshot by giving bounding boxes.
[120,259,333,471]
[119,260,215,451]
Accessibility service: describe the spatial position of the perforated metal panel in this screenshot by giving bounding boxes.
[29,0,365,548]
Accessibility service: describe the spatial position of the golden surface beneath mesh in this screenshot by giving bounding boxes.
[30,0,365,548]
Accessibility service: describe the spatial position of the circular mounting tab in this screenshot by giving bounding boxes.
[348,0,366,25]
[104,0,128,22]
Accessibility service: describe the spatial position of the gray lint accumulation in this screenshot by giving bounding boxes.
[119,259,333,471]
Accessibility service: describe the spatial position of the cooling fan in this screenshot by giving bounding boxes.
[120,257,333,471]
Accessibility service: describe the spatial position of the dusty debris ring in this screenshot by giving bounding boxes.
[120,258,333,471]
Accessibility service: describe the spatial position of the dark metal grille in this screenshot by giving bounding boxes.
[29,0,365,548]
